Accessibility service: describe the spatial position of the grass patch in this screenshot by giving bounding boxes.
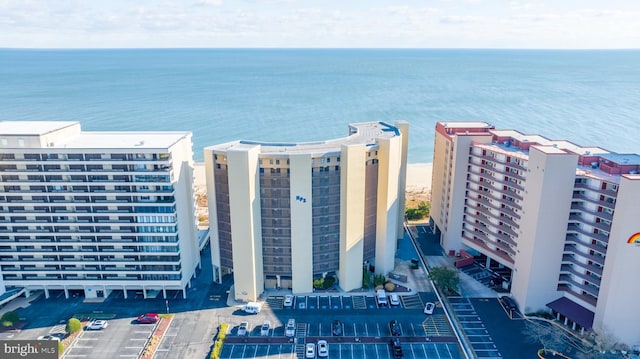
[73,313,116,320]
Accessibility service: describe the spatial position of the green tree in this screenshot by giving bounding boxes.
[0,311,19,327]
[428,266,459,295]
[362,268,371,288]
[66,318,82,334]
[405,201,430,220]
[373,274,386,287]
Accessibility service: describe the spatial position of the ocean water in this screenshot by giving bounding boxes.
[1,49,638,163]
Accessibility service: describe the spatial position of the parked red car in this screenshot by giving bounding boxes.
[137,313,159,324]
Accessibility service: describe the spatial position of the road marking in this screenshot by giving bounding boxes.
[65,355,87,357]
[119,355,139,357]
[125,346,144,349]
[129,338,148,341]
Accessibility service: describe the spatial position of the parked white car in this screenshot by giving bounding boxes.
[87,320,108,330]
[284,295,294,308]
[424,302,435,315]
[260,320,271,336]
[305,343,316,358]
[389,293,400,306]
[317,340,329,357]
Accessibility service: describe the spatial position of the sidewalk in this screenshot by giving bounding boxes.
[0,290,42,318]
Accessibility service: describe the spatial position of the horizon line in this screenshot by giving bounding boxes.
[1,47,640,51]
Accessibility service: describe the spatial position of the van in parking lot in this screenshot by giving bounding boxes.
[376,289,388,306]
[241,302,262,314]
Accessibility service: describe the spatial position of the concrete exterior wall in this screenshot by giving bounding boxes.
[227,146,264,302]
[439,134,492,252]
[170,135,200,289]
[289,154,314,294]
[429,130,448,237]
[511,147,578,313]
[395,121,409,240]
[338,144,366,292]
[594,174,640,346]
[375,137,402,275]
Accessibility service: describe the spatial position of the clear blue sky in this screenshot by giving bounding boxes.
[1,0,638,49]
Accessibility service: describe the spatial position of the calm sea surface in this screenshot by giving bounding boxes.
[1,49,638,163]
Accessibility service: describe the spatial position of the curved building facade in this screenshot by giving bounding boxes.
[205,121,408,302]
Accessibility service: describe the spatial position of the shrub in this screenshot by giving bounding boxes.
[362,269,371,288]
[58,342,64,356]
[373,274,386,286]
[66,318,82,334]
[384,282,396,292]
[323,276,335,289]
[313,278,324,289]
[0,311,19,327]
[405,201,430,220]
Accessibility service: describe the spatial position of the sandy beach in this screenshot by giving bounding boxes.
[405,163,432,207]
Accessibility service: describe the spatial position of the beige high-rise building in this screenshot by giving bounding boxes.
[0,121,200,300]
[430,121,640,346]
[205,121,408,302]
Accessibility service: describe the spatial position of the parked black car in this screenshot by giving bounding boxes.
[500,296,518,311]
[331,320,343,336]
[389,320,402,336]
[390,337,403,358]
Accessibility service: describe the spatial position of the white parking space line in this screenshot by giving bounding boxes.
[129,338,148,341]
[446,343,454,358]
[125,346,145,349]
[65,355,87,357]
[119,355,139,357]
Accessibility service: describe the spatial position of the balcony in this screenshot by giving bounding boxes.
[561,255,603,277]
[560,264,601,287]
[573,182,618,197]
[566,225,609,245]
[570,203,613,221]
[461,233,515,266]
[556,284,598,307]
[572,193,616,211]
[558,275,599,297]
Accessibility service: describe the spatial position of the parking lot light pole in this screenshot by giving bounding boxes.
[166,299,169,314]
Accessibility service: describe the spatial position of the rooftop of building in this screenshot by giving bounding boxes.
[57,132,191,150]
[0,121,78,136]
[0,121,191,150]
[207,121,404,156]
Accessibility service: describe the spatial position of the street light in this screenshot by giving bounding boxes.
[165,299,169,314]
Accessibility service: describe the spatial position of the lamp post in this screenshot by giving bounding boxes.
[165,299,169,314]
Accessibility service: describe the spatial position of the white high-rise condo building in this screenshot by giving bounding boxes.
[205,122,408,302]
[430,121,640,346]
[0,121,200,299]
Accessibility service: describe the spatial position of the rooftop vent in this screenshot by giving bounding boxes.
[135,140,145,146]
[591,162,599,169]
[630,170,638,174]
[584,151,591,155]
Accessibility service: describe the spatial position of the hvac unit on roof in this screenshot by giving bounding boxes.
[630,170,638,174]
[591,162,599,169]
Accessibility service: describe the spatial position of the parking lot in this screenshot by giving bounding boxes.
[266,292,435,312]
[64,318,157,358]
[449,297,501,358]
[220,342,462,359]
